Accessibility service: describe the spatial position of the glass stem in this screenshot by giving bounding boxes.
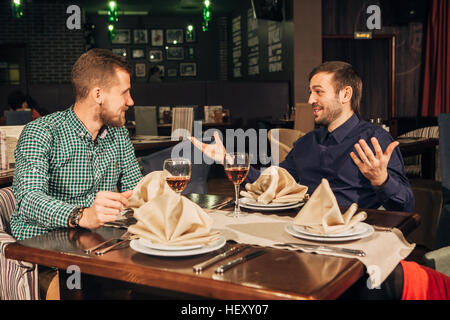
[234,183,240,216]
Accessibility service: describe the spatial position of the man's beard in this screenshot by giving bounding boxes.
[313,100,342,127]
[100,102,126,127]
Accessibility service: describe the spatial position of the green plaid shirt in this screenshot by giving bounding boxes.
[10,107,143,240]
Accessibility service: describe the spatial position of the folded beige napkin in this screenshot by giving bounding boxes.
[293,178,367,234]
[127,171,219,246]
[240,166,308,204]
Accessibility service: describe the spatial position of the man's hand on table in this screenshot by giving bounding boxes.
[78,190,133,229]
[350,137,399,187]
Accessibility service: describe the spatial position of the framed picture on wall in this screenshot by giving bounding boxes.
[133,29,148,44]
[186,46,195,59]
[112,48,127,57]
[151,29,164,46]
[180,62,196,77]
[185,28,196,43]
[158,65,165,77]
[135,63,147,78]
[167,47,184,60]
[111,29,131,44]
[167,68,178,77]
[166,29,184,44]
[149,50,163,62]
[131,48,145,59]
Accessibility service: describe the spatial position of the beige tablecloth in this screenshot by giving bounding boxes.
[207,210,415,288]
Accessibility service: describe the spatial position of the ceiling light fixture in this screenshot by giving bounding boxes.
[202,0,212,32]
[107,1,118,40]
[11,0,24,19]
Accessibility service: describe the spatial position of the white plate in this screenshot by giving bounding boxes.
[138,238,204,251]
[285,223,374,242]
[240,198,301,208]
[130,236,226,257]
[292,222,370,238]
[240,198,305,211]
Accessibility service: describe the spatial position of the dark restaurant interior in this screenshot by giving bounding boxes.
[0,0,449,302]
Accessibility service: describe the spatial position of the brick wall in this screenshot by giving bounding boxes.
[0,0,84,84]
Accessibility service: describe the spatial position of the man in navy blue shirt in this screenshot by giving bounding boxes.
[190,61,414,212]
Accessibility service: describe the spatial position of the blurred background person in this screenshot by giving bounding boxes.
[1,90,43,125]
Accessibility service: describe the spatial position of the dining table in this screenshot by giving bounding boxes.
[4,193,420,301]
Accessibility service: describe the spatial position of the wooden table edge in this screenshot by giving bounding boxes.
[5,242,343,300]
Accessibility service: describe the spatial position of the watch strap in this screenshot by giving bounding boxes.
[69,207,84,228]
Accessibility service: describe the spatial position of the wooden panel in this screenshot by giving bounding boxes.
[294,102,314,133]
[293,0,322,104]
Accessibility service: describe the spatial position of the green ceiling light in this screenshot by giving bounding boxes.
[186,24,195,41]
[11,0,24,19]
[107,1,118,40]
[108,24,116,40]
[108,1,118,22]
[202,0,212,32]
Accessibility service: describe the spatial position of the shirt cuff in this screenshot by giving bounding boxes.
[51,203,78,229]
[374,174,400,202]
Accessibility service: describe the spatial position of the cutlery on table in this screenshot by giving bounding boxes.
[84,238,117,254]
[274,243,366,257]
[212,199,234,210]
[85,231,131,255]
[215,250,266,274]
[193,244,250,273]
[94,238,131,255]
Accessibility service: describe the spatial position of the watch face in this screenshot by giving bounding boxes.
[70,207,83,227]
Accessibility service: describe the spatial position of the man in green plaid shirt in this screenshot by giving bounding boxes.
[10,49,143,240]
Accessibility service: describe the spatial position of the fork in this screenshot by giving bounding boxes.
[211,199,234,210]
[84,231,131,254]
[93,231,133,255]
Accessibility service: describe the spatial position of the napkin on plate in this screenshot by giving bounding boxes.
[127,171,220,246]
[293,178,367,234]
[240,166,308,204]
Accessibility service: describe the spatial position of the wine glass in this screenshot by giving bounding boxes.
[224,152,250,218]
[163,158,191,194]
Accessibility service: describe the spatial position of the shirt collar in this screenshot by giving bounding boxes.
[328,113,360,144]
[67,106,109,141]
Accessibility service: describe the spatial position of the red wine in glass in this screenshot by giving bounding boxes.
[166,176,191,193]
[163,158,191,194]
[225,167,249,184]
[223,153,249,218]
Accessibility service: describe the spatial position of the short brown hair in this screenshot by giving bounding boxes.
[71,48,131,101]
[309,61,363,115]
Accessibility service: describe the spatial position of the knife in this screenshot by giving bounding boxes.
[274,243,365,257]
[212,199,234,210]
[193,245,250,273]
[215,250,266,274]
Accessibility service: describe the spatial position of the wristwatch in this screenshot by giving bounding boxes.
[68,207,85,228]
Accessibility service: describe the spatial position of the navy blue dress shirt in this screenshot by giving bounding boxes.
[246,114,414,212]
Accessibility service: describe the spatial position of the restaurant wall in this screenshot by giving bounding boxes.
[0,0,84,85]
[0,0,84,112]
[87,14,221,82]
[228,0,294,84]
